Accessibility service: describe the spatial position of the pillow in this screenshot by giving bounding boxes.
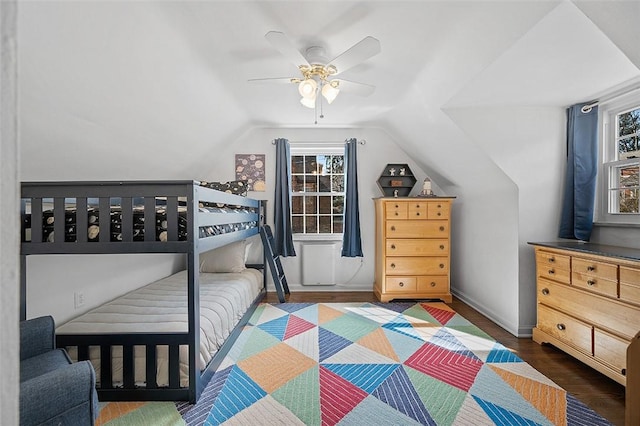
[199,240,247,273]
[200,180,248,196]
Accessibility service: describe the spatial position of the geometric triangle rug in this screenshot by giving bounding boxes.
[181,302,613,425]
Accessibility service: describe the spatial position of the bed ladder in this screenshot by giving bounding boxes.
[260,225,290,303]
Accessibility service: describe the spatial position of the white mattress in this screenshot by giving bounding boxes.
[57,268,263,387]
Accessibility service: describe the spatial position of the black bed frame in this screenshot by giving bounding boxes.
[20,180,267,402]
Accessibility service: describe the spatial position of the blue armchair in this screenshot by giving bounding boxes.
[20,316,99,426]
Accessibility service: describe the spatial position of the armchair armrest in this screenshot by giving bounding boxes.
[20,360,99,426]
[20,316,55,361]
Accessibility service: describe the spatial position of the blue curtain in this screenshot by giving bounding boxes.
[274,138,296,256]
[342,138,363,257]
[559,103,599,241]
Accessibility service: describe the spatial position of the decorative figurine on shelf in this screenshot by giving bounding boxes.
[393,189,399,198]
[400,167,406,176]
[389,167,396,176]
[420,177,433,196]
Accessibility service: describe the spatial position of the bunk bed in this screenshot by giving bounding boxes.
[20,180,266,403]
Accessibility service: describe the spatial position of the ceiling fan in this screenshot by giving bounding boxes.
[249,31,381,109]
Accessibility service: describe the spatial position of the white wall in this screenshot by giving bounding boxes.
[1,0,19,422]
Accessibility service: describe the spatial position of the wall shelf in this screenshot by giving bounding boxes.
[377,163,416,197]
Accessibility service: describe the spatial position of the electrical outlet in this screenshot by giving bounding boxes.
[74,292,85,309]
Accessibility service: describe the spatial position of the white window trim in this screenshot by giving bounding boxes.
[289,142,346,237]
[594,89,640,227]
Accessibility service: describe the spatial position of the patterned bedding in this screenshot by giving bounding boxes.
[57,268,263,387]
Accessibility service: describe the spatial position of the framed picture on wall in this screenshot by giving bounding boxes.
[235,154,266,191]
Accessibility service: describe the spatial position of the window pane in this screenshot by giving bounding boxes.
[304,175,317,192]
[319,176,331,192]
[332,175,344,192]
[292,216,304,233]
[619,165,639,188]
[291,196,303,214]
[305,196,317,214]
[614,189,639,213]
[619,135,639,159]
[291,175,305,192]
[319,216,332,233]
[291,156,304,174]
[333,215,343,233]
[305,215,317,233]
[333,196,344,214]
[319,196,331,214]
[332,156,344,174]
[305,156,317,174]
[618,108,640,137]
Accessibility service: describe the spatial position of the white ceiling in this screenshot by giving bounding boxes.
[17,0,640,169]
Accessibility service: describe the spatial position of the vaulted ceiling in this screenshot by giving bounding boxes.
[18,0,640,178]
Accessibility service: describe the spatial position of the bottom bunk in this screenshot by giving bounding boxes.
[56,264,265,402]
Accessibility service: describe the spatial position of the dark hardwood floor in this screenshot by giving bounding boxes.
[265,291,625,426]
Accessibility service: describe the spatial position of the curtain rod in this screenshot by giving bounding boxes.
[581,83,640,113]
[271,139,366,145]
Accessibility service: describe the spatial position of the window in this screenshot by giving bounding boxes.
[598,93,640,224]
[290,148,344,235]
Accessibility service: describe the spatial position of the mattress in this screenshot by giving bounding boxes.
[57,268,263,387]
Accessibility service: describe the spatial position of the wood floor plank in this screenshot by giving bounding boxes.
[265,291,625,425]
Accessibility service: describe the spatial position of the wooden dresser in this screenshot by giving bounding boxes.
[374,197,454,303]
[530,241,640,385]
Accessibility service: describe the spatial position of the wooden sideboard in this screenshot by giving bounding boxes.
[374,197,454,303]
[530,241,640,388]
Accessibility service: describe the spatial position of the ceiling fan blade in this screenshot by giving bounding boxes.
[328,36,381,75]
[333,79,376,97]
[265,31,310,69]
[248,77,297,84]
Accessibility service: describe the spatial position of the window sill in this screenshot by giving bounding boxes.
[293,234,343,242]
[593,221,640,229]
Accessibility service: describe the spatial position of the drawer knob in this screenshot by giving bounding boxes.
[395,212,399,216]
[391,226,396,231]
[395,204,399,208]
[390,263,396,269]
[398,281,404,287]
[430,281,436,287]
[587,280,596,286]
[587,266,596,272]
[439,245,445,250]
[548,269,555,275]
[439,263,445,269]
[437,204,441,208]
[437,212,441,216]
[548,257,555,263]
[541,288,550,295]
[416,212,420,216]
[390,244,396,250]
[556,324,566,331]
[416,204,420,208]
[439,226,445,231]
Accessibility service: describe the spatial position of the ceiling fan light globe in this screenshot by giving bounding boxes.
[300,96,316,109]
[322,83,340,104]
[298,79,317,98]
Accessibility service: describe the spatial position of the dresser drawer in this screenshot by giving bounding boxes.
[385,277,417,292]
[538,279,640,340]
[620,266,640,305]
[537,304,592,355]
[386,239,448,256]
[407,202,428,219]
[537,263,570,284]
[386,220,449,238]
[571,272,618,298]
[386,257,449,275]
[594,328,627,374]
[428,202,450,219]
[417,276,449,293]
[535,250,571,271]
[385,202,408,219]
[572,257,618,281]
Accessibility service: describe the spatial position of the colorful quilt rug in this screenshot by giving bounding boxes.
[181,302,612,425]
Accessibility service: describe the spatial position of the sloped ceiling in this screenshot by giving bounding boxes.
[18,0,640,181]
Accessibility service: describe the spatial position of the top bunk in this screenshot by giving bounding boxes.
[20,180,262,256]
